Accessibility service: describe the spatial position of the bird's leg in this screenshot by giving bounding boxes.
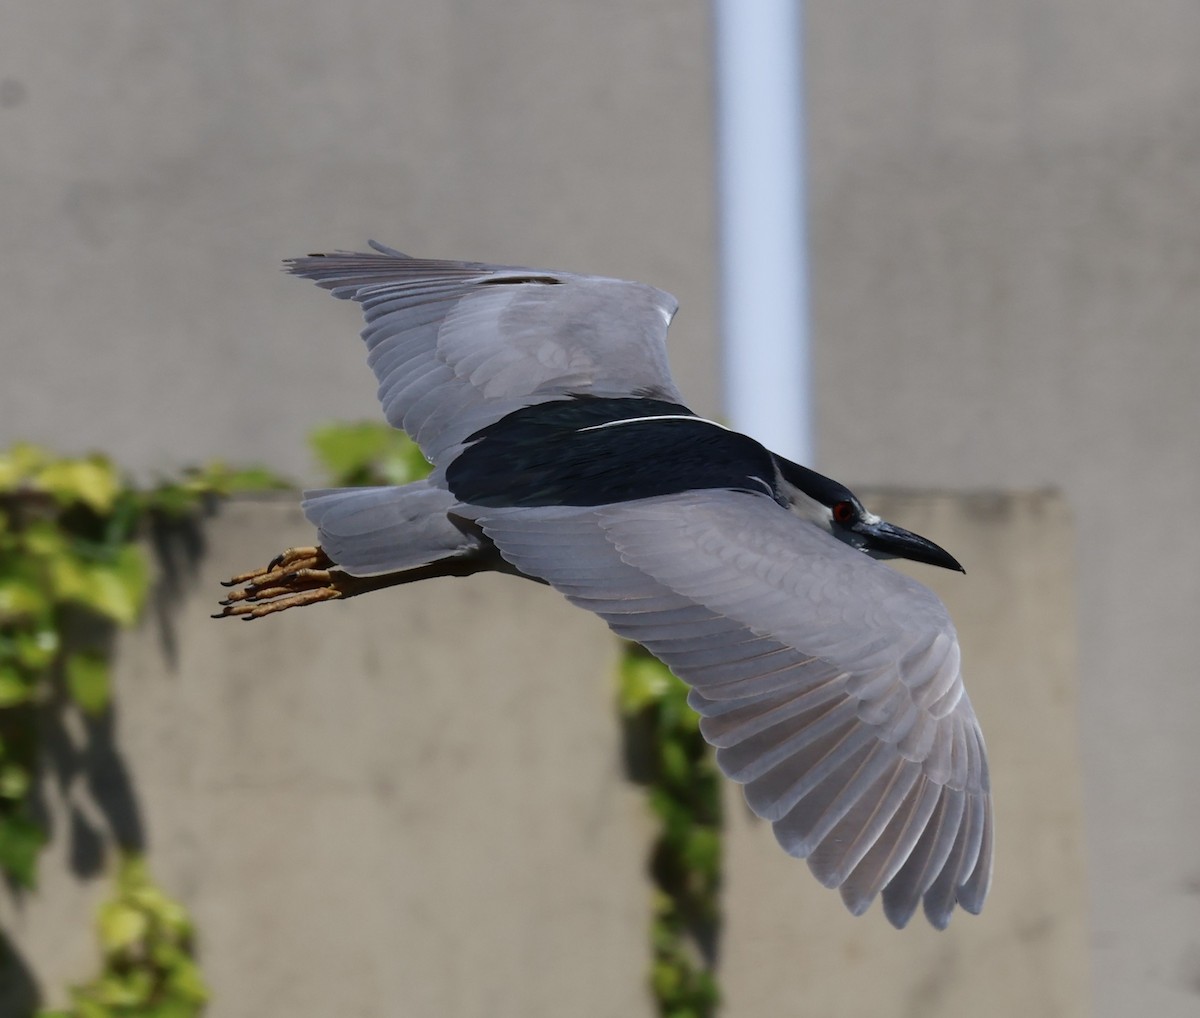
[214,546,380,620]
[214,545,506,620]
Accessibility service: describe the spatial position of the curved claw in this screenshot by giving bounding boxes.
[213,585,346,620]
[220,546,330,587]
[214,547,347,620]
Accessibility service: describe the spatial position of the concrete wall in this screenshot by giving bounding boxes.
[0,0,719,479]
[2,493,1087,1017]
[806,7,1200,1015]
[2,3,1198,1016]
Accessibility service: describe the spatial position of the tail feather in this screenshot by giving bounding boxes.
[301,481,485,577]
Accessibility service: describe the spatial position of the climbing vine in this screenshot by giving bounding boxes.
[1,425,726,1017]
[308,421,432,487]
[0,443,287,1017]
[39,856,208,1018]
[618,645,723,1018]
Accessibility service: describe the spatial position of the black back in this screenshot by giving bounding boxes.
[447,397,780,507]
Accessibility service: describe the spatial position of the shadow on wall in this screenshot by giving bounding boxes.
[0,512,211,1015]
[0,938,38,1018]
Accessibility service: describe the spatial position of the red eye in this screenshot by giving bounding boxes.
[832,501,856,525]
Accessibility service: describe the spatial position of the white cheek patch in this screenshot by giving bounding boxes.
[779,483,834,530]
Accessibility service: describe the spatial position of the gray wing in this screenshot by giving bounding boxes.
[459,490,993,929]
[288,242,685,463]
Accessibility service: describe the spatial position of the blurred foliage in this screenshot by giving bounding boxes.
[0,442,287,1016]
[38,856,207,1018]
[309,421,431,486]
[0,444,286,890]
[0,426,428,1014]
[619,645,722,1018]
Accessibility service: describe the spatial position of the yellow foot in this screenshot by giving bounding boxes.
[214,546,350,620]
[220,546,330,586]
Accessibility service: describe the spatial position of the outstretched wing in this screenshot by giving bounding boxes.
[459,490,993,929]
[288,242,685,464]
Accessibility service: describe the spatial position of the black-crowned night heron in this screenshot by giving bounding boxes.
[216,243,992,929]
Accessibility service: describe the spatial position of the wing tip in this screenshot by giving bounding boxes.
[839,884,876,917]
[283,241,414,281]
[367,238,409,257]
[882,891,921,929]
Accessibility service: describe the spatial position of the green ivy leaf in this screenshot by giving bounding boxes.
[659,739,690,788]
[0,443,46,491]
[71,999,109,1018]
[34,457,121,514]
[14,626,59,669]
[164,958,208,1003]
[310,421,391,479]
[20,520,68,558]
[0,812,44,888]
[209,463,293,493]
[48,551,89,604]
[89,967,153,1006]
[66,652,110,715]
[142,483,203,518]
[53,546,148,625]
[648,787,688,829]
[111,545,149,620]
[617,652,674,715]
[146,1001,206,1018]
[680,827,721,878]
[310,420,430,486]
[0,573,49,622]
[0,762,31,800]
[652,959,683,999]
[0,663,34,707]
[98,901,149,953]
[129,883,189,934]
[81,574,139,626]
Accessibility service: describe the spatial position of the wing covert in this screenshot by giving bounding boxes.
[288,242,685,462]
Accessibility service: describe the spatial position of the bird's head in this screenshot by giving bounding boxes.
[774,458,965,573]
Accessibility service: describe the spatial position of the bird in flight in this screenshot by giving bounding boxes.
[216,242,992,929]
